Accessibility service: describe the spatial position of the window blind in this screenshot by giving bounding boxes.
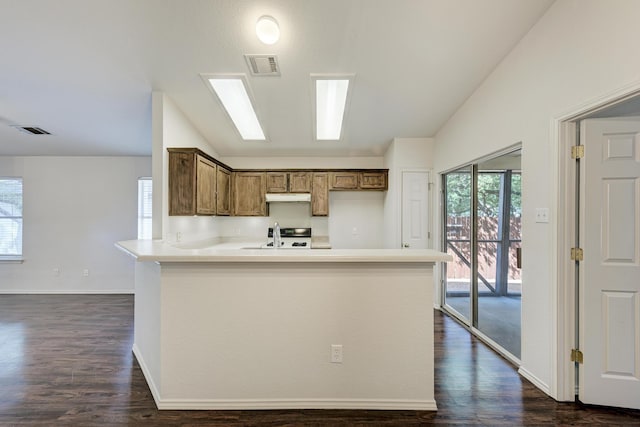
[0,178,23,256]
[138,178,152,239]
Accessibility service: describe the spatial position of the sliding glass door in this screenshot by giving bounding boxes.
[442,149,522,360]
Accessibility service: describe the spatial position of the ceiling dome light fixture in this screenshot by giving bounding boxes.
[256,15,280,45]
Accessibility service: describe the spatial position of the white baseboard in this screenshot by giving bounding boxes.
[0,289,134,294]
[132,344,162,407]
[518,366,551,396]
[156,398,438,411]
[132,343,437,411]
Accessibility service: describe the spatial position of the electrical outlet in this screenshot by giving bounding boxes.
[330,344,343,363]
[535,208,550,223]
[83,269,89,277]
[176,231,182,242]
[53,268,60,277]
[351,227,358,236]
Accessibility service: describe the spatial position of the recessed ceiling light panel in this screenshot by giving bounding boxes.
[312,74,354,141]
[201,74,266,141]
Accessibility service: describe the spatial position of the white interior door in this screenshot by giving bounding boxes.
[580,118,640,409]
[402,171,429,249]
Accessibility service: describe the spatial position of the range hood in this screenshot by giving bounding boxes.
[265,193,311,203]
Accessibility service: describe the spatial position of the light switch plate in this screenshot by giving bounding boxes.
[535,208,549,223]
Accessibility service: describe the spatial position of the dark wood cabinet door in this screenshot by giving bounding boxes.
[359,171,387,190]
[289,172,311,193]
[266,172,288,193]
[216,166,232,216]
[312,173,329,216]
[329,171,358,190]
[195,155,216,215]
[168,152,196,215]
[233,172,267,216]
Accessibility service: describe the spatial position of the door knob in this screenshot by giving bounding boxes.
[403,243,410,248]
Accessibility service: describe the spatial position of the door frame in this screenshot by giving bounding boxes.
[553,82,640,402]
[439,144,522,365]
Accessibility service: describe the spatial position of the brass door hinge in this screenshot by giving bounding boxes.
[571,349,583,364]
[571,145,585,159]
[571,247,584,261]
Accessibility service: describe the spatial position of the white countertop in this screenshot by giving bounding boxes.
[115,239,452,263]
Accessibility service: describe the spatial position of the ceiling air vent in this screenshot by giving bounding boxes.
[244,54,280,76]
[12,125,51,135]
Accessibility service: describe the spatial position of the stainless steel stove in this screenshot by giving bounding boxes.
[263,227,312,249]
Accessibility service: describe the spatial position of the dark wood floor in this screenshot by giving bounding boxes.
[0,295,638,426]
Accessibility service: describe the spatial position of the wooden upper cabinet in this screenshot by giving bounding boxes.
[168,150,216,216]
[169,147,387,217]
[329,171,359,190]
[289,172,311,193]
[266,171,312,193]
[266,172,288,193]
[233,172,267,216]
[216,166,232,216]
[312,173,329,216]
[169,151,195,215]
[360,171,388,190]
[328,170,388,191]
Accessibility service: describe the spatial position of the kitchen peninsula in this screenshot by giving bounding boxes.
[116,239,451,411]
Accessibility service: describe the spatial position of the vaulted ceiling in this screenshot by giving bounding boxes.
[0,0,554,157]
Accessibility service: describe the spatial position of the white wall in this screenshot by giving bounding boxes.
[432,0,640,398]
[383,138,434,249]
[328,192,384,249]
[0,156,151,293]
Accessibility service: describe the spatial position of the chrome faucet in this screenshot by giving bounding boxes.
[273,222,282,248]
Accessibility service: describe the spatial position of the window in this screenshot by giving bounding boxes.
[0,178,23,259]
[138,178,152,239]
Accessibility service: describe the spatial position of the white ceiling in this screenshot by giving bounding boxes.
[0,0,554,157]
